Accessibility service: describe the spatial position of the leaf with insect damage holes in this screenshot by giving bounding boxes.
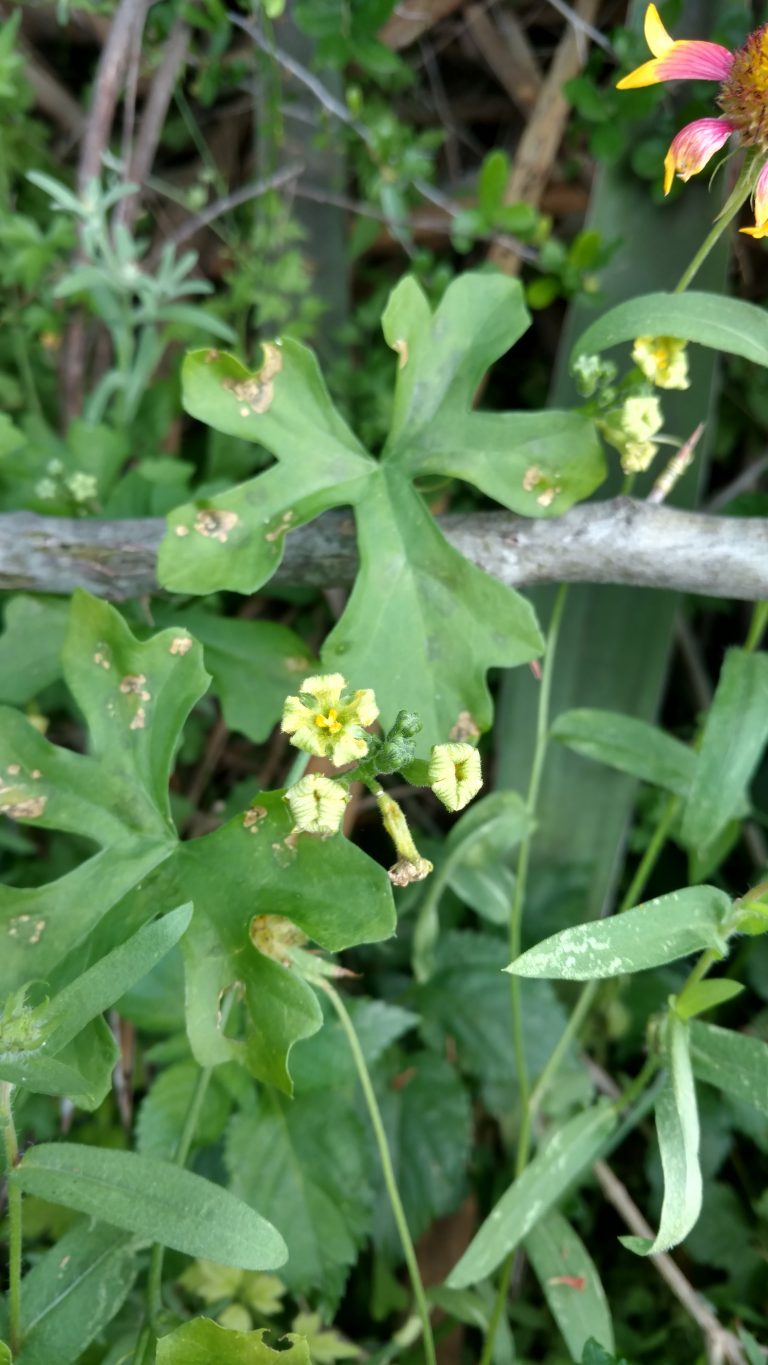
[0,593,394,1105]
[0,591,209,996]
[175,797,395,1093]
[381,273,605,514]
[159,340,373,595]
[157,272,616,742]
[321,467,543,745]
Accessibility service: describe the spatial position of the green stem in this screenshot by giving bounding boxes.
[619,793,679,916]
[675,152,760,293]
[744,601,768,655]
[321,980,436,1365]
[0,1082,22,1354]
[145,1061,216,1327]
[510,584,568,1176]
[478,588,568,1365]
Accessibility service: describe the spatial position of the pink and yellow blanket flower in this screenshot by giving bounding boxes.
[617,4,768,237]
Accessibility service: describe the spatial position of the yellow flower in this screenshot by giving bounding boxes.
[632,336,690,391]
[285,773,349,835]
[281,673,378,767]
[428,742,482,813]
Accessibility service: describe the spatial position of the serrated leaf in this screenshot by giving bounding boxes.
[526,1210,614,1362]
[680,649,768,853]
[372,1051,472,1258]
[414,793,530,975]
[417,931,569,1091]
[506,886,731,980]
[156,1321,311,1365]
[447,1102,617,1287]
[13,1144,287,1269]
[689,1020,768,1115]
[7,1221,136,1365]
[621,1013,702,1255]
[551,709,695,797]
[574,291,768,369]
[227,1089,371,1309]
[289,998,418,1093]
[136,1060,231,1159]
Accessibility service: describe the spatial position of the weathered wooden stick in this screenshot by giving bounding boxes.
[0,500,765,602]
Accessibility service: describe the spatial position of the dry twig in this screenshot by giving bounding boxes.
[488,0,600,275]
[1,500,766,602]
[594,1161,748,1365]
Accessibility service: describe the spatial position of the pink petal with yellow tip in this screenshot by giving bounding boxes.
[662,117,734,194]
[654,39,734,81]
[617,38,734,89]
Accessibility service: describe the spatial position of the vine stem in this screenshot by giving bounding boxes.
[320,980,437,1365]
[675,151,760,293]
[478,586,568,1365]
[0,1082,22,1354]
[510,584,569,1177]
[137,998,235,1364]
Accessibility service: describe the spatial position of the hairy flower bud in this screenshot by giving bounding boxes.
[428,742,482,812]
[285,773,349,835]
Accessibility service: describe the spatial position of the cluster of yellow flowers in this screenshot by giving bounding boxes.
[276,673,482,883]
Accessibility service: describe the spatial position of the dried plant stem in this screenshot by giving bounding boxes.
[321,980,437,1365]
[2,499,766,603]
[593,1161,747,1365]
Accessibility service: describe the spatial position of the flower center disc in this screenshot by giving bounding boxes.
[719,26,768,148]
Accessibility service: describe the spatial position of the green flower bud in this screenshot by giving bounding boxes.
[428,742,482,812]
[285,773,349,835]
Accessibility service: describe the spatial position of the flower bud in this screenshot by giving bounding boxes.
[285,773,349,835]
[428,742,482,812]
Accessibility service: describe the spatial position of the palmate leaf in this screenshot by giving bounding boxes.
[0,592,396,1096]
[158,272,606,743]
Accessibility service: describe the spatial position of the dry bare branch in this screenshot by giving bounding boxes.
[0,500,765,603]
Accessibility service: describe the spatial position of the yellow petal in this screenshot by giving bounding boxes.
[663,150,676,195]
[616,57,662,89]
[740,223,768,239]
[644,3,674,57]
